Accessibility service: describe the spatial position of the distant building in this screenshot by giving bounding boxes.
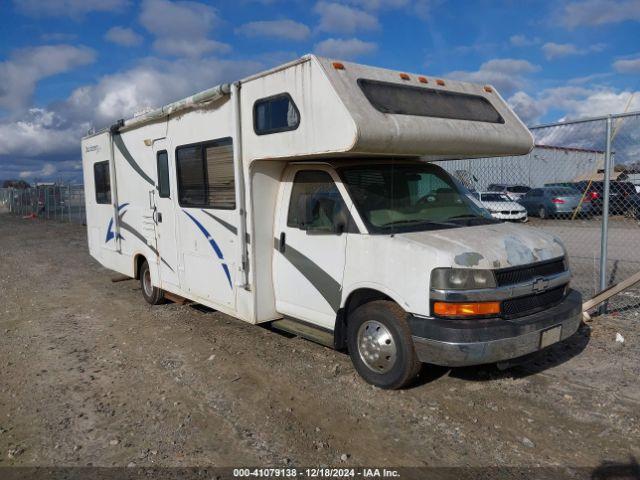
[435,144,608,191]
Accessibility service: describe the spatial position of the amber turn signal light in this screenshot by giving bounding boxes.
[433,301,500,317]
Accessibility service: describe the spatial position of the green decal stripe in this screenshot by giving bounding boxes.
[113,134,154,186]
[274,238,341,312]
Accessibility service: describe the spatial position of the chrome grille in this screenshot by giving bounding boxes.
[501,286,566,318]
[494,257,566,287]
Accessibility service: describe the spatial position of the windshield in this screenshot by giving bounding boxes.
[481,193,510,202]
[339,163,496,233]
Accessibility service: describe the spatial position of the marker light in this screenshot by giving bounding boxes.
[436,79,445,86]
[332,62,345,70]
[418,76,428,83]
[400,73,411,80]
[433,301,501,317]
[484,85,493,93]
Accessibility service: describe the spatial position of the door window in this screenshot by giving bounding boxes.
[94,161,111,204]
[287,170,353,233]
[157,150,170,198]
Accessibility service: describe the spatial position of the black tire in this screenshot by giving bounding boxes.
[139,260,165,305]
[347,300,421,390]
[538,206,548,219]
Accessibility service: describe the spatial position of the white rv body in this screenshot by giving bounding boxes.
[82,55,582,389]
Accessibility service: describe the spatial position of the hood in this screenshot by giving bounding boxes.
[483,201,525,211]
[398,222,565,269]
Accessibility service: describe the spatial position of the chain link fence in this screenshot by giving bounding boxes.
[438,111,640,319]
[1,112,639,318]
[0,184,86,224]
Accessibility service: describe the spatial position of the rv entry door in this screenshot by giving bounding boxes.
[152,140,180,288]
[274,166,350,330]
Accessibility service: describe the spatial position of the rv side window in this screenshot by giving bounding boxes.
[358,79,504,124]
[94,161,111,204]
[157,150,170,198]
[287,170,352,233]
[176,138,235,209]
[253,93,300,135]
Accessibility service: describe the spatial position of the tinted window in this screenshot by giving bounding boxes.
[548,187,580,196]
[157,150,170,198]
[254,93,300,135]
[176,138,235,209]
[94,161,111,204]
[507,185,530,193]
[287,170,352,233]
[340,163,495,233]
[481,193,509,202]
[358,79,504,124]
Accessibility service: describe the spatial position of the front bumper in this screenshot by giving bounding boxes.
[409,289,582,367]
[490,211,527,221]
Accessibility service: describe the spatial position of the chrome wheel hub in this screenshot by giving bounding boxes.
[357,320,397,374]
[143,269,153,297]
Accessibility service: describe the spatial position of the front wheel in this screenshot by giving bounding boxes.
[140,260,165,305]
[347,300,421,389]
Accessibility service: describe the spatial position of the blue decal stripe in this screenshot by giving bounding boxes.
[105,203,130,243]
[183,210,232,288]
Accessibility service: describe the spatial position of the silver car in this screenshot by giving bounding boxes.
[518,187,593,219]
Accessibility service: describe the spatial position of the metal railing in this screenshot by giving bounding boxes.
[2,111,639,317]
[0,184,86,225]
[437,110,640,317]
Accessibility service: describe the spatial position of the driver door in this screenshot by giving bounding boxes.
[273,166,353,330]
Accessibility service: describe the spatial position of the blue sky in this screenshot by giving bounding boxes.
[0,0,639,182]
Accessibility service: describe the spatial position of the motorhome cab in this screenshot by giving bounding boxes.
[82,56,582,389]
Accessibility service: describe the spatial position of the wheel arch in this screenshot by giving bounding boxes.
[334,285,407,350]
[133,253,147,280]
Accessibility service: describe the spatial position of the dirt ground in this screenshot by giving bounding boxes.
[0,213,639,474]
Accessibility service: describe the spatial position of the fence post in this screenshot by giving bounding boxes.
[598,115,613,314]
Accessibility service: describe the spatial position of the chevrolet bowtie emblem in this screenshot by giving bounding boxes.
[532,277,549,293]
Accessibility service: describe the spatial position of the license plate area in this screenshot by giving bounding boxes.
[540,325,562,349]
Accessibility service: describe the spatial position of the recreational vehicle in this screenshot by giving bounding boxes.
[81,55,582,389]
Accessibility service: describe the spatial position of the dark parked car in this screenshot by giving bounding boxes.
[518,186,593,219]
[573,180,637,215]
[487,183,531,201]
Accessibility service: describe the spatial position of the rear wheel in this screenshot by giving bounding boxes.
[347,300,421,389]
[140,260,165,305]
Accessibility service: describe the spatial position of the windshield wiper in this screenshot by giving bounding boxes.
[380,219,460,228]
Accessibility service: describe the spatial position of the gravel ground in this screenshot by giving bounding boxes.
[0,213,639,474]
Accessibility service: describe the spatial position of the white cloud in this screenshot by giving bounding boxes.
[346,0,439,18]
[509,85,640,126]
[139,0,229,57]
[508,91,546,125]
[0,45,96,114]
[14,0,129,18]
[559,0,640,28]
[314,38,377,59]
[20,163,58,179]
[542,42,605,60]
[236,20,311,41]
[105,26,144,47]
[447,58,540,96]
[0,56,263,163]
[509,34,540,47]
[613,57,640,73]
[346,0,409,9]
[314,2,379,34]
[0,109,88,157]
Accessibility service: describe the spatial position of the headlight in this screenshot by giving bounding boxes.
[431,268,496,290]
